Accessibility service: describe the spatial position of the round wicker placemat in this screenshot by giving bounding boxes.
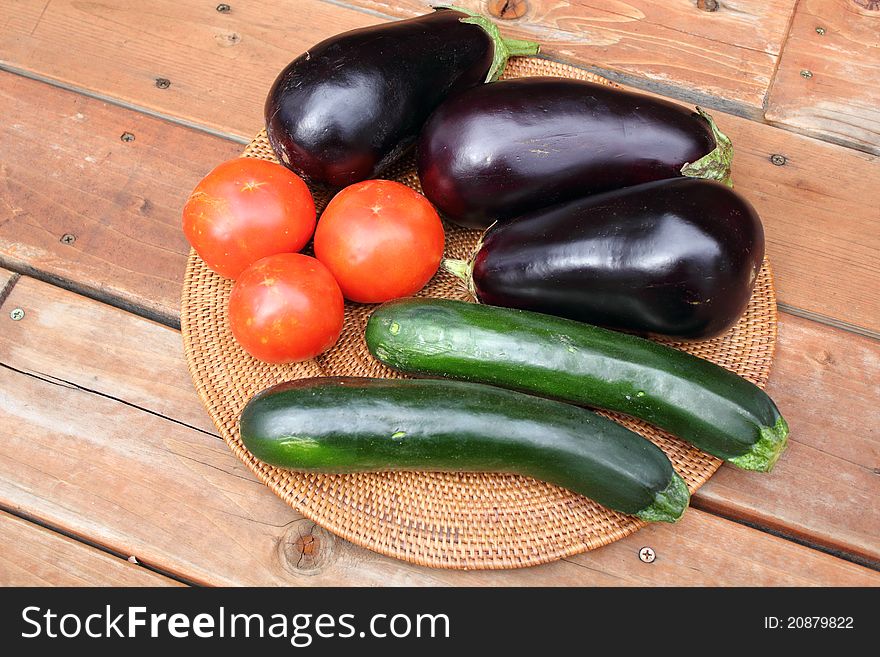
[180,57,778,569]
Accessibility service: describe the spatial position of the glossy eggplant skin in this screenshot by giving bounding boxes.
[468,178,764,340]
[418,77,727,229]
[265,10,495,188]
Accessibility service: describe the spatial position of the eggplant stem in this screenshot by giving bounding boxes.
[441,257,478,300]
[680,107,734,188]
[502,37,542,58]
[435,4,541,82]
[442,257,470,282]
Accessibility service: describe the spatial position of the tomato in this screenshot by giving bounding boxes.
[228,253,344,363]
[313,180,444,303]
[182,157,315,279]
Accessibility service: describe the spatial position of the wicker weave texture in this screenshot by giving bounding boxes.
[180,58,779,569]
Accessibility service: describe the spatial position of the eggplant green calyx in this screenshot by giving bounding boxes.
[728,416,789,472]
[435,5,541,82]
[635,472,689,523]
[681,107,734,188]
[442,257,478,299]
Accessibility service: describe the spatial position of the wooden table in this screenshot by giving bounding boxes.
[0,1,877,587]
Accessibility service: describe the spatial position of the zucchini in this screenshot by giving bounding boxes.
[239,376,689,522]
[366,298,789,472]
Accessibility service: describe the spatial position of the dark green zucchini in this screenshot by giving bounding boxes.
[239,376,688,522]
[365,298,789,472]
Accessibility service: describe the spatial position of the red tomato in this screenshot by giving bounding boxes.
[313,180,445,303]
[228,253,344,363]
[182,158,315,279]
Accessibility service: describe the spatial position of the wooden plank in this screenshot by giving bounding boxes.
[0,0,797,121]
[766,0,880,154]
[729,121,880,335]
[2,71,879,334]
[695,314,880,564]
[567,507,877,586]
[0,276,877,584]
[0,70,241,325]
[0,0,381,139]
[0,267,14,296]
[339,0,797,113]
[0,510,182,586]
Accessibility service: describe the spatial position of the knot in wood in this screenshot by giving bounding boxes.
[696,0,720,11]
[487,0,529,20]
[278,519,336,576]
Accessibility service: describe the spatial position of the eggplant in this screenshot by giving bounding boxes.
[418,77,733,229]
[444,178,764,340]
[264,7,538,187]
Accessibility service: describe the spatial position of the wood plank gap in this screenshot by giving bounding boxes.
[777,302,880,342]
[0,62,250,146]
[761,0,804,113]
[0,503,196,586]
[14,251,880,362]
[316,0,763,120]
[690,496,880,573]
[766,119,880,157]
[0,272,20,310]
[318,0,397,21]
[0,360,218,440]
[536,56,761,121]
[0,257,181,329]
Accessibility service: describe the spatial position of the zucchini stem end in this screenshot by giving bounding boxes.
[728,416,789,472]
[635,472,689,523]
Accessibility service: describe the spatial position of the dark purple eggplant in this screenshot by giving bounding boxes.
[264,8,538,188]
[444,178,764,340]
[418,77,733,229]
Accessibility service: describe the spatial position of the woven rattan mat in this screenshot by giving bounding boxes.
[180,57,778,569]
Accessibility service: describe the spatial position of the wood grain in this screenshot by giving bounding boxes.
[0,70,241,325]
[2,71,879,333]
[0,0,381,139]
[566,508,876,585]
[0,0,798,121]
[0,275,877,584]
[766,0,880,154]
[341,0,798,113]
[0,268,14,297]
[0,511,182,586]
[728,122,880,334]
[695,314,880,564]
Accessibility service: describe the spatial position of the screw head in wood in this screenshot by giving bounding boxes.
[815,26,826,35]
[120,132,135,142]
[487,0,529,20]
[639,546,656,563]
[216,3,231,12]
[9,308,24,321]
[800,69,813,79]
[770,154,787,166]
[155,77,171,89]
[60,233,77,245]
